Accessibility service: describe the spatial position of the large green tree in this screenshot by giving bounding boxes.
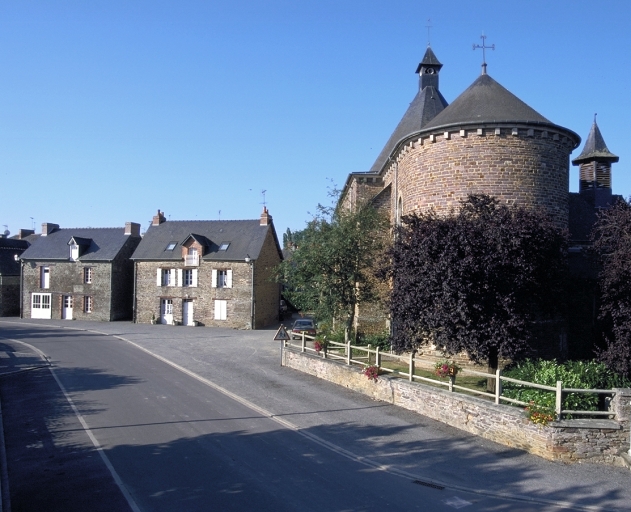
[592,198,631,377]
[386,195,568,372]
[276,200,388,341]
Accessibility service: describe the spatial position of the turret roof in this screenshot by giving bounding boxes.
[368,85,448,174]
[572,120,619,165]
[423,73,551,130]
[414,46,442,73]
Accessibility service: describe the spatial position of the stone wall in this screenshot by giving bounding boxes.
[384,125,574,230]
[134,229,280,329]
[22,261,115,321]
[0,275,20,317]
[252,228,282,328]
[282,348,631,466]
[135,260,253,329]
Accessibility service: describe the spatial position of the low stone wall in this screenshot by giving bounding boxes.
[282,348,631,466]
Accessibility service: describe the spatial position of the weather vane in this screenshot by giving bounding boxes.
[426,18,432,46]
[473,33,494,75]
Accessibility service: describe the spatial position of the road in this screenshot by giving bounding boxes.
[0,319,630,511]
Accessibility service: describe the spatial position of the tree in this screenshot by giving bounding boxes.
[386,195,567,373]
[592,198,631,377]
[276,199,388,342]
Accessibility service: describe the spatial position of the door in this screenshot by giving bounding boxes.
[62,295,73,320]
[182,300,194,326]
[31,293,52,319]
[161,299,173,325]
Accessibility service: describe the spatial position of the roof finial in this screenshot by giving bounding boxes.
[426,18,432,46]
[473,32,494,75]
[594,112,597,124]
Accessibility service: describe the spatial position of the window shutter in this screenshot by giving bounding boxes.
[211,269,217,288]
[192,269,198,287]
[157,268,162,286]
[177,269,183,287]
[171,269,177,286]
[214,300,220,320]
[226,269,233,288]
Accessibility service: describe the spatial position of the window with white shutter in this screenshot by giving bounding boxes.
[211,269,217,288]
[214,300,227,320]
[226,269,233,288]
[177,269,183,287]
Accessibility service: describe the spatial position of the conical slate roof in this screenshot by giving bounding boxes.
[368,86,448,174]
[414,46,442,73]
[423,73,551,130]
[572,121,619,165]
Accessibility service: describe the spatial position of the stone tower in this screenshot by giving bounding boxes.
[342,48,581,231]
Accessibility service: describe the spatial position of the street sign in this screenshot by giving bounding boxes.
[274,325,291,341]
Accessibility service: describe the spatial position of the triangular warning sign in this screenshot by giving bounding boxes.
[274,325,291,341]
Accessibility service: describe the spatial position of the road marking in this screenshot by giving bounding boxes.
[0,323,612,512]
[0,336,142,512]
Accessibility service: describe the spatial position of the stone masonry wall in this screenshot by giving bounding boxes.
[0,275,21,317]
[283,349,631,466]
[135,260,253,329]
[135,231,280,329]
[22,261,114,321]
[385,126,573,230]
[252,228,282,328]
[109,236,141,320]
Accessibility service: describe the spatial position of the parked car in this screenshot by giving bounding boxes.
[292,318,316,339]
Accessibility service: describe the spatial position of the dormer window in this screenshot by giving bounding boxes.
[68,236,91,261]
[219,242,230,251]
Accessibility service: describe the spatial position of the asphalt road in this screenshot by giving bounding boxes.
[1,319,630,511]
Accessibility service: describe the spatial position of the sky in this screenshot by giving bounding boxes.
[2,1,630,239]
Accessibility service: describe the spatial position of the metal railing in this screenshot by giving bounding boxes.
[184,255,199,266]
[283,334,618,421]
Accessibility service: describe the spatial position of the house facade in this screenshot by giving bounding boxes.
[19,222,141,321]
[131,208,282,329]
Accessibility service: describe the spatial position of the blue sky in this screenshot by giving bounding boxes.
[2,1,630,238]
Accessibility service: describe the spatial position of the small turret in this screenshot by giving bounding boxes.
[572,117,619,208]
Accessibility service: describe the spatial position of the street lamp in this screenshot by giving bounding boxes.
[245,255,254,329]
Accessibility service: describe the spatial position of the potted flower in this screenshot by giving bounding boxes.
[524,401,556,426]
[362,365,380,382]
[434,360,461,378]
[314,338,328,353]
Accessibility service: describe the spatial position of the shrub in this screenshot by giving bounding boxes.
[502,359,631,414]
[357,330,391,351]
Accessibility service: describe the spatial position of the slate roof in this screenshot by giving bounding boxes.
[414,46,443,72]
[20,228,137,262]
[572,121,619,165]
[131,220,281,262]
[423,73,552,130]
[0,238,29,276]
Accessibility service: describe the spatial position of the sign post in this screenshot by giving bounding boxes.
[274,325,291,366]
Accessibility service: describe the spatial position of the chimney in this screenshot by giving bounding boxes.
[260,207,272,226]
[125,222,141,236]
[41,223,59,236]
[152,210,166,226]
[18,229,35,239]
